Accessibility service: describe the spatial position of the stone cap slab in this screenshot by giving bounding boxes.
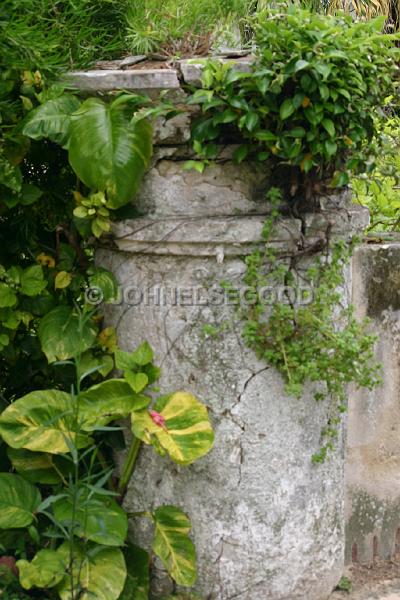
[65,55,254,95]
[64,68,182,97]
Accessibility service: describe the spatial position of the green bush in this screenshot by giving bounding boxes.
[352,113,400,231]
[188,7,399,193]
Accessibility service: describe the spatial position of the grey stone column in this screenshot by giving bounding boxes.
[346,241,400,564]
[98,154,369,599]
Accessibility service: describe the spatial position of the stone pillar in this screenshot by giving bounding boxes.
[98,146,369,599]
[346,242,400,564]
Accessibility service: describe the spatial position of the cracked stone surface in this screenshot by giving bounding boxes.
[100,250,345,600]
[97,158,369,599]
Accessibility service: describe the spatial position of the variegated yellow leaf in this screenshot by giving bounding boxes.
[152,505,196,586]
[131,392,214,465]
[0,390,91,454]
[57,542,126,600]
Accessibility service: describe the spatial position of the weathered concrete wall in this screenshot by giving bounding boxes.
[346,242,400,565]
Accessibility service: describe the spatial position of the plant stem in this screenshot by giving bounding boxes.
[118,436,141,497]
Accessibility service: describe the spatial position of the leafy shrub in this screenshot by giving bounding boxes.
[352,113,400,231]
[0,327,214,599]
[188,7,399,195]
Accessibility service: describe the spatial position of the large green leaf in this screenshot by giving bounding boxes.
[0,473,41,529]
[20,265,46,297]
[0,283,17,308]
[17,549,66,590]
[131,392,214,465]
[119,545,150,600]
[7,448,70,484]
[53,491,128,547]
[152,506,196,587]
[38,306,97,363]
[22,94,81,147]
[88,268,119,303]
[0,390,92,454]
[79,379,150,431]
[57,542,126,600]
[68,97,153,208]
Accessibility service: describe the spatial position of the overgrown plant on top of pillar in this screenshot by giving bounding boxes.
[185,5,399,460]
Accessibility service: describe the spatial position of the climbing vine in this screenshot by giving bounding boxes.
[239,189,380,462]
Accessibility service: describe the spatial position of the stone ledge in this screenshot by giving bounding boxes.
[64,68,182,97]
[65,55,254,95]
[111,216,302,256]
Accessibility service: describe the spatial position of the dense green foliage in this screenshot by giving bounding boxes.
[0,3,215,598]
[352,114,400,231]
[188,8,399,194]
[0,333,214,598]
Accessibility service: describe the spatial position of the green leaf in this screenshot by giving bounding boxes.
[244,112,259,132]
[77,351,114,380]
[152,506,196,586]
[119,545,150,600]
[20,183,42,206]
[79,379,150,431]
[131,340,154,366]
[0,283,17,308]
[325,140,337,156]
[0,473,41,529]
[131,391,214,465]
[286,127,306,138]
[7,448,69,484]
[53,491,128,547]
[57,542,126,600]
[73,205,88,219]
[331,170,350,187]
[68,97,153,208]
[219,109,238,124]
[115,349,137,371]
[22,94,81,147]
[88,268,118,303]
[125,371,149,393]
[279,99,295,120]
[0,390,92,454]
[322,118,335,137]
[315,63,331,79]
[233,145,249,163]
[183,160,205,173]
[20,265,46,296]
[294,59,310,72]
[38,306,97,362]
[254,131,276,142]
[17,549,66,590]
[54,271,72,290]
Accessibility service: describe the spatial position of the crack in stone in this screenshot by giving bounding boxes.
[223,366,271,486]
